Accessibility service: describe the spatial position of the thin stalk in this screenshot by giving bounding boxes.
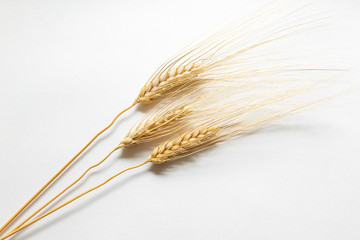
[0,160,149,240]
[12,145,123,231]
[0,103,135,235]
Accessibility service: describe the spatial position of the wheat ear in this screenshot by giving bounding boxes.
[135,61,205,103]
[120,104,193,146]
[147,125,219,164]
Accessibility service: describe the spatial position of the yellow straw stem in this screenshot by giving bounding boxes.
[11,146,122,232]
[0,103,135,235]
[0,160,149,240]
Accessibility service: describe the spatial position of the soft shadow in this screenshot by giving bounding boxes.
[149,155,196,175]
[248,121,329,136]
[135,101,157,113]
[120,139,163,159]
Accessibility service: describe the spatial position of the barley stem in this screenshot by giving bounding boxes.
[10,146,122,233]
[0,103,135,235]
[0,160,148,240]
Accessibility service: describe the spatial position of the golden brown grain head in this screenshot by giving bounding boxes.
[133,2,330,105]
[135,61,204,104]
[147,125,219,164]
[120,105,193,147]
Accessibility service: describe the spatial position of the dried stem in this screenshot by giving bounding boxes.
[10,146,122,232]
[0,103,135,235]
[0,161,149,240]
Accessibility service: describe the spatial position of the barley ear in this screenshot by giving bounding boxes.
[135,61,204,103]
[147,125,219,164]
[119,105,193,147]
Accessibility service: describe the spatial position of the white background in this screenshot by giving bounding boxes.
[0,0,360,239]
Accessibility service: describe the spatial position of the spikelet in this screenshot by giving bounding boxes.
[135,61,204,103]
[147,125,219,164]
[120,104,193,146]
[133,2,328,104]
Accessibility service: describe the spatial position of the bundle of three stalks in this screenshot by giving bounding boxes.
[0,2,339,239]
